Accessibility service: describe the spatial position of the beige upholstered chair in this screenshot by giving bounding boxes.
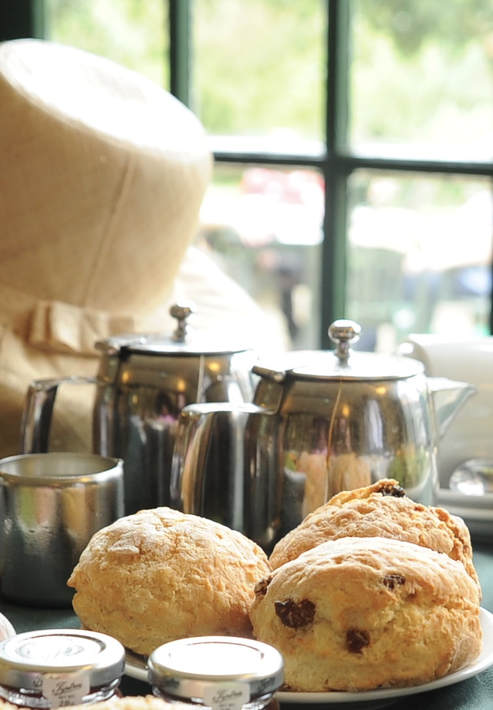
[0,38,217,456]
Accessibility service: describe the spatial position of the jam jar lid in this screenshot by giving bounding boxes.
[0,629,125,690]
[148,636,284,703]
[289,349,423,381]
[254,319,423,382]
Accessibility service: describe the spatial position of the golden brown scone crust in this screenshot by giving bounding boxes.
[0,696,175,710]
[251,536,482,691]
[270,478,479,589]
[68,698,173,710]
[67,507,270,656]
[0,701,24,710]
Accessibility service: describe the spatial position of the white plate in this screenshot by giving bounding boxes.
[125,607,493,705]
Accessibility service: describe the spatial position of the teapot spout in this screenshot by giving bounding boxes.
[428,377,477,440]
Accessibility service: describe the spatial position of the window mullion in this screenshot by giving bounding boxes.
[0,0,45,41]
[169,0,192,106]
[320,0,351,347]
[490,176,493,335]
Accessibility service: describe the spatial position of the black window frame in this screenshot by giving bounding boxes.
[2,0,493,347]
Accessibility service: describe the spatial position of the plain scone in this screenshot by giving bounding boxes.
[270,478,479,588]
[67,507,270,656]
[251,536,482,691]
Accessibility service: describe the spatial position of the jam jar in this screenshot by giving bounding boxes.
[148,636,284,710]
[0,629,125,708]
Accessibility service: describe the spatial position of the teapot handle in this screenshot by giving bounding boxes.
[21,376,97,453]
[427,376,476,440]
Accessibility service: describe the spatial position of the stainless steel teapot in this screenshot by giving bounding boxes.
[251,320,475,534]
[21,304,256,514]
[170,319,476,550]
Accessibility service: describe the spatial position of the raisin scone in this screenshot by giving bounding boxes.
[67,507,270,656]
[251,536,482,692]
[270,478,479,589]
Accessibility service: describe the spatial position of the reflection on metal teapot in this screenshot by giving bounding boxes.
[170,402,279,551]
[250,320,476,539]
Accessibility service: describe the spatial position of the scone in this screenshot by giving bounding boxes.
[67,698,172,710]
[67,507,270,656]
[270,478,479,589]
[251,536,482,691]
[0,697,175,710]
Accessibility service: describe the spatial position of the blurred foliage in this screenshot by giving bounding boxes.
[44,0,493,152]
[351,0,493,152]
[359,0,493,62]
[193,0,325,139]
[45,0,168,86]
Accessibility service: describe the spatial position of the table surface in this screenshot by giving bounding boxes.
[1,540,492,710]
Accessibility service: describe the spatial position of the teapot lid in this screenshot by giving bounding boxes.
[96,303,252,357]
[256,320,423,381]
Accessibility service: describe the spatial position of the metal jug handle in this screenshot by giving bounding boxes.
[21,376,97,453]
[426,376,476,440]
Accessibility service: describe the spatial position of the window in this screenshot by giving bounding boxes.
[3,0,493,351]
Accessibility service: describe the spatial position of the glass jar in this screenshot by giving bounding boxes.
[148,636,284,710]
[0,629,125,708]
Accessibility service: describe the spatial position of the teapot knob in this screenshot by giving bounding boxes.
[170,303,194,342]
[328,319,361,363]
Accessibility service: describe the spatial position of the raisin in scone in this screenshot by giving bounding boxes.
[270,478,479,589]
[67,507,270,656]
[251,536,482,691]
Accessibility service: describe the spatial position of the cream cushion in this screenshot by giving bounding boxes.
[0,38,212,322]
[0,38,218,457]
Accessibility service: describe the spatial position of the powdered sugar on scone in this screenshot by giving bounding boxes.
[68,508,270,655]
